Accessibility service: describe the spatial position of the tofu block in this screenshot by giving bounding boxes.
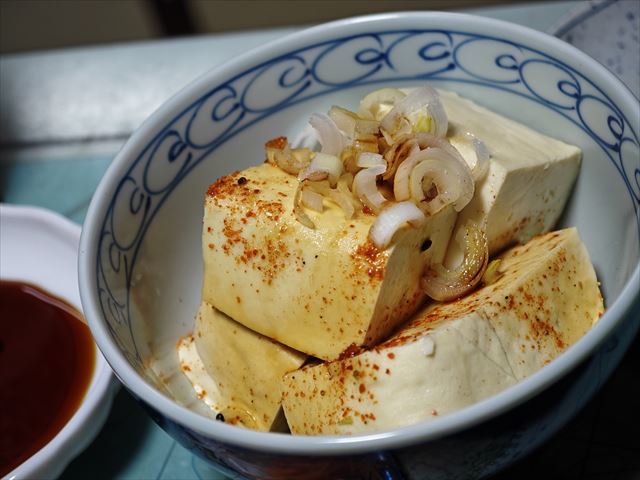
[282,228,604,435]
[178,301,306,431]
[441,90,582,255]
[202,163,456,360]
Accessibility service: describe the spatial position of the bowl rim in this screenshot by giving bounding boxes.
[1,203,117,477]
[79,10,640,455]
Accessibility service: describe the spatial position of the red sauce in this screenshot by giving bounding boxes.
[0,280,95,476]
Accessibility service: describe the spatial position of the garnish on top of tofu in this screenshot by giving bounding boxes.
[266,86,489,302]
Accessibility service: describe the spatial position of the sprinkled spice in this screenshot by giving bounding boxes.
[206,171,241,197]
[338,343,363,360]
[216,413,225,422]
[265,136,287,150]
[352,240,386,282]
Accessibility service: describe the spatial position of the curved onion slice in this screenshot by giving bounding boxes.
[421,221,488,301]
[414,132,472,171]
[309,113,344,156]
[393,149,435,202]
[265,137,312,175]
[293,181,316,229]
[415,133,475,210]
[409,148,475,215]
[298,152,343,186]
[353,164,387,212]
[416,131,486,182]
[301,187,324,212]
[328,106,379,140]
[383,135,419,181]
[328,106,358,137]
[327,189,355,219]
[414,132,457,152]
[303,175,359,220]
[464,132,490,181]
[381,86,448,140]
[291,123,319,149]
[358,88,406,121]
[357,152,385,168]
[354,118,380,136]
[330,173,360,219]
[369,201,426,249]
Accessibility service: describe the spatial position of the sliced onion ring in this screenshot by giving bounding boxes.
[327,173,360,219]
[303,176,359,220]
[358,88,406,121]
[381,86,448,140]
[301,187,324,212]
[354,118,380,136]
[424,86,448,138]
[329,106,380,140]
[298,152,343,186]
[291,123,319,149]
[414,132,469,172]
[327,189,355,219]
[421,220,488,301]
[417,130,488,182]
[414,132,457,151]
[353,164,387,212]
[414,133,475,211]
[328,106,358,137]
[357,152,385,168]
[394,149,435,202]
[309,113,344,156]
[265,136,311,175]
[464,132,490,181]
[409,148,475,215]
[369,201,426,249]
[382,135,418,181]
[293,181,316,229]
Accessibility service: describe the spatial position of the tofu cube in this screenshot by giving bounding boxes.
[178,301,306,431]
[202,163,456,360]
[282,228,604,435]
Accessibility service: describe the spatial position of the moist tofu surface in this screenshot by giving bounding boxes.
[281,228,603,435]
[441,90,582,255]
[201,89,582,360]
[202,163,456,360]
[178,301,306,431]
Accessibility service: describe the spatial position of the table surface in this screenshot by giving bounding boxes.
[1,2,639,479]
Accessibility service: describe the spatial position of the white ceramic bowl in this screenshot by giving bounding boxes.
[78,12,640,479]
[0,204,116,479]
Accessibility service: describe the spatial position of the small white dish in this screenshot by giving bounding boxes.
[0,204,116,479]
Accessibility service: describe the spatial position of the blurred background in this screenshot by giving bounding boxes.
[0,0,519,54]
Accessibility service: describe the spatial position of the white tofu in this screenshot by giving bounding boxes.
[441,90,581,255]
[178,301,306,431]
[202,163,456,360]
[282,228,604,435]
[200,89,582,362]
